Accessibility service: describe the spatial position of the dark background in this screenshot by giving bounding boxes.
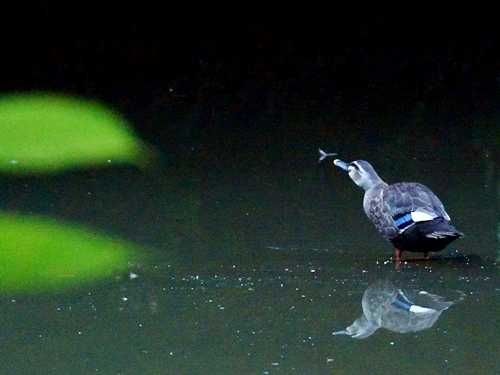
[2,2,499,168]
[1,5,500,374]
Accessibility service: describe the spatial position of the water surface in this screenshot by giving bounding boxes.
[1,111,499,375]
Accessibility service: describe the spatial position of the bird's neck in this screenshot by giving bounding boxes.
[358,176,387,191]
[362,182,388,216]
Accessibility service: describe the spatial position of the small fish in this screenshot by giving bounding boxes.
[318,149,337,162]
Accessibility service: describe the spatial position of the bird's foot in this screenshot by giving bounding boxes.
[395,248,403,262]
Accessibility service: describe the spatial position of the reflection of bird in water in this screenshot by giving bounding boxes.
[333,280,464,339]
[331,157,463,261]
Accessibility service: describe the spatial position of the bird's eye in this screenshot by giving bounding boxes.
[350,163,360,170]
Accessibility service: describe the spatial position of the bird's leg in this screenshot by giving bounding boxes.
[423,251,429,259]
[395,248,403,262]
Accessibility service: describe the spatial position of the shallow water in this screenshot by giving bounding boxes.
[1,111,499,374]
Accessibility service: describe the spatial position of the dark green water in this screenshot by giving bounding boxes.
[0,112,499,375]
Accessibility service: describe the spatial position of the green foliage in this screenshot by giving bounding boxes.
[0,92,150,293]
[0,213,137,293]
[0,93,147,173]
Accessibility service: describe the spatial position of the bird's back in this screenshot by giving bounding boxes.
[366,182,450,241]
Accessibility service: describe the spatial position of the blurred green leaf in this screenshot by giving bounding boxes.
[0,213,137,293]
[0,92,147,173]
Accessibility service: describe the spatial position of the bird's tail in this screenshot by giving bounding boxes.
[425,230,464,239]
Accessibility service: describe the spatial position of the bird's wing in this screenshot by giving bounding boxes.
[368,182,450,240]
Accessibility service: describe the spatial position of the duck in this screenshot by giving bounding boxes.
[332,158,463,261]
[332,280,463,339]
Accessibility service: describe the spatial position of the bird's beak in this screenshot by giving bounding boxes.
[334,159,350,172]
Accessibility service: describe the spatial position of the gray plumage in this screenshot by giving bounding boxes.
[333,159,463,260]
[332,280,464,339]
